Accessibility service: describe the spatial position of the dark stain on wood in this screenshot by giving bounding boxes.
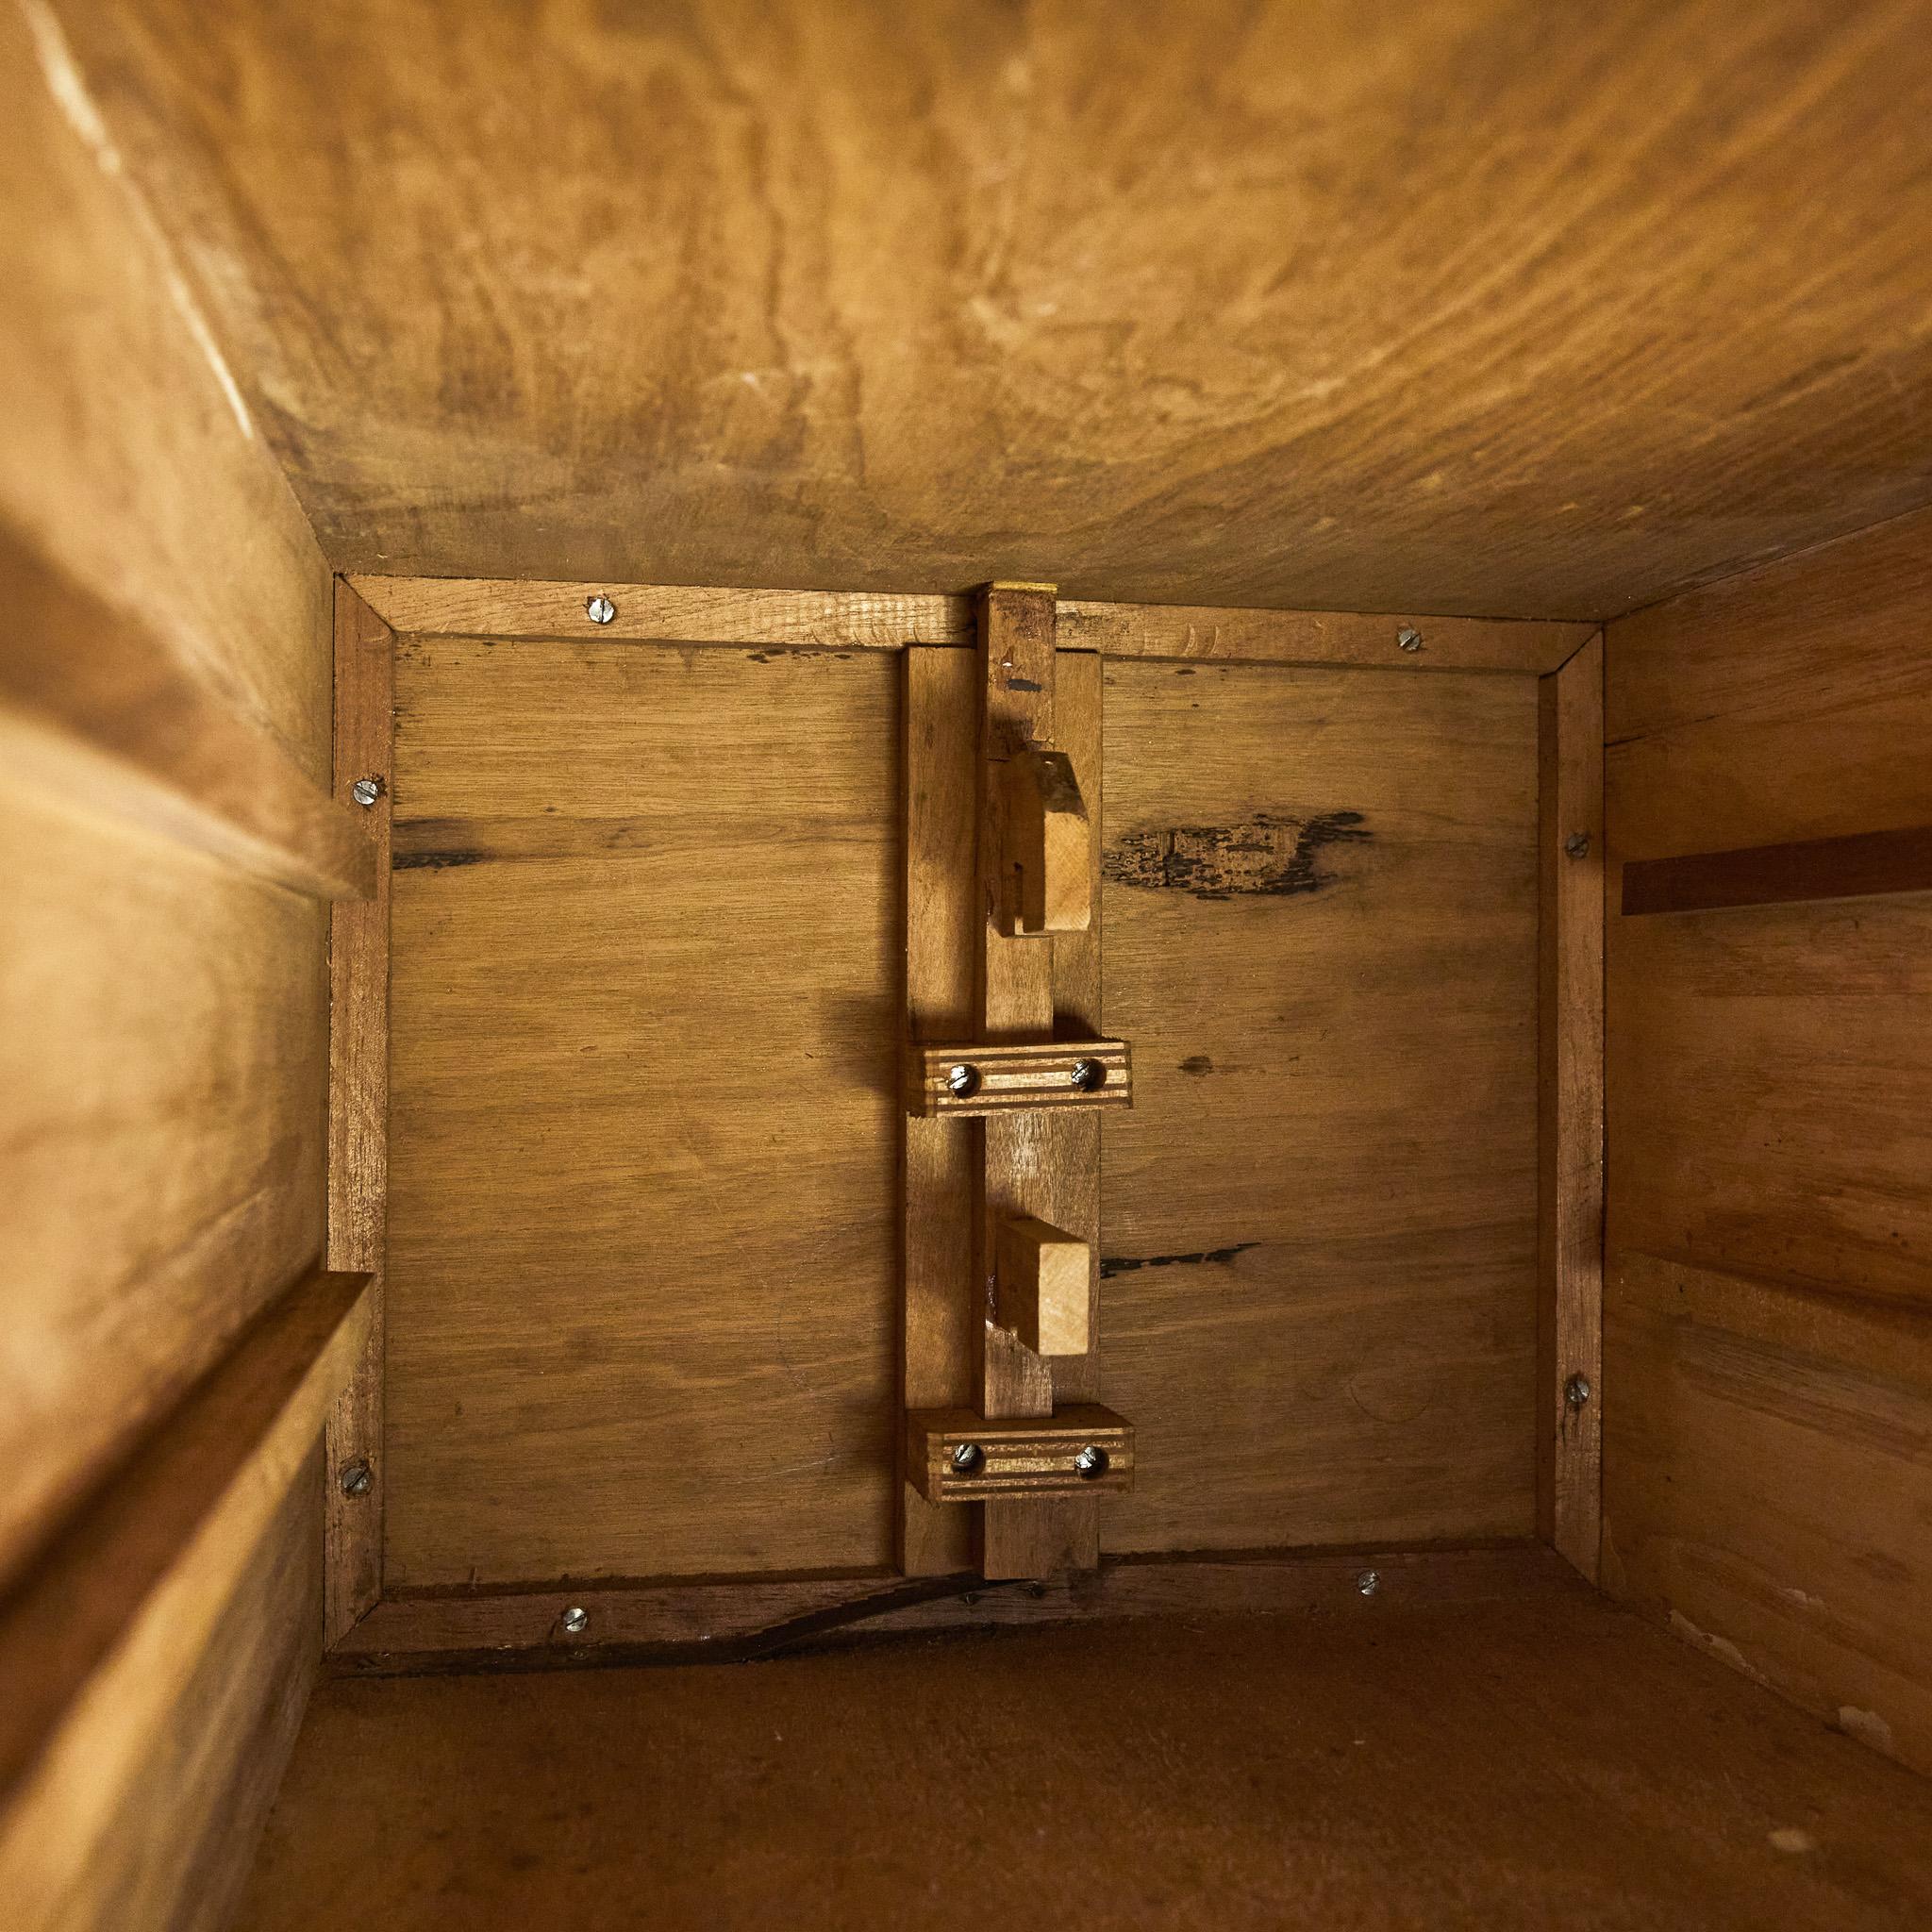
[1104,811,1369,899]
[1101,1242,1257,1279]
[393,848,487,870]
[1179,1055,1214,1075]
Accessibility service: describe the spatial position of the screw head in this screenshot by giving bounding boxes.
[1074,1444,1109,1480]
[350,775,384,807]
[1357,1569,1380,1597]
[1070,1058,1107,1093]
[559,1605,590,1635]
[1396,626,1424,654]
[1565,831,1591,859]
[951,1441,985,1474]
[585,593,617,625]
[338,1457,373,1497]
[946,1062,981,1100]
[1565,1373,1593,1409]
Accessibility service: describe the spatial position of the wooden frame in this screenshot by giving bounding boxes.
[327,1541,1575,1674]
[350,574,1591,675]
[1538,632,1606,1581]
[324,581,397,1643]
[325,575,1608,1653]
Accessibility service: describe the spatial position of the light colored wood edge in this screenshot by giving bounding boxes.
[0,1267,373,1822]
[324,581,394,1645]
[329,1541,1575,1674]
[1538,632,1606,1580]
[912,1039,1132,1115]
[1,515,375,900]
[995,1216,1091,1357]
[349,574,1589,672]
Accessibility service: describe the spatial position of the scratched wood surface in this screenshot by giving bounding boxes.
[1099,659,1541,1554]
[383,641,904,1588]
[49,0,1932,621]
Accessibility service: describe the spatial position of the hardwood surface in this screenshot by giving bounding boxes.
[1537,636,1605,1577]
[1100,658,1541,1555]
[383,641,904,1589]
[0,1269,370,1931]
[1606,508,1932,1775]
[324,584,395,1644]
[353,575,1590,675]
[333,1542,1568,1673]
[245,1592,1932,1931]
[0,518,371,900]
[49,2,1932,620]
[1621,824,1932,917]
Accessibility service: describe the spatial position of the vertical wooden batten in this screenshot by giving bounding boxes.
[325,580,395,1643]
[1537,631,1605,1579]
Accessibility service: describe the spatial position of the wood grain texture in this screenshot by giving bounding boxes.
[976,590,1103,1578]
[330,1542,1571,1673]
[996,1217,1092,1357]
[255,1591,1932,1932]
[50,2,1932,620]
[1537,637,1604,1578]
[1622,823,1932,916]
[1100,659,1541,1555]
[324,584,394,1644]
[907,1407,1133,1502]
[0,1269,370,1930]
[0,519,372,900]
[1605,507,1932,1776]
[910,1040,1132,1116]
[1601,1252,1932,1779]
[900,649,978,1575]
[384,641,902,1589]
[353,575,1591,675]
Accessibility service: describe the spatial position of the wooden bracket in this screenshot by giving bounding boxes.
[1003,746,1091,934]
[909,1040,1132,1117]
[996,1217,1091,1357]
[906,1407,1134,1502]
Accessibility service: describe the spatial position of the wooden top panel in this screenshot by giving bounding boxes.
[383,641,903,1589]
[51,0,1932,621]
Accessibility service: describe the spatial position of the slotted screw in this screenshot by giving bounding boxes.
[338,1458,372,1497]
[1357,1569,1380,1597]
[1565,832,1591,859]
[947,1063,981,1100]
[1070,1058,1106,1093]
[1565,1373,1593,1409]
[585,594,617,625]
[1074,1444,1109,1480]
[560,1605,590,1635]
[351,775,384,807]
[1396,627,1424,654]
[951,1441,985,1474]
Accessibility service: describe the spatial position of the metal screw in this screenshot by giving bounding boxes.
[1396,626,1424,654]
[338,1458,373,1497]
[1565,1373,1592,1409]
[585,594,616,625]
[350,775,384,807]
[559,1605,590,1635]
[1565,832,1591,859]
[946,1062,981,1100]
[1070,1058,1107,1093]
[951,1441,986,1474]
[1074,1444,1109,1480]
[1357,1569,1380,1597]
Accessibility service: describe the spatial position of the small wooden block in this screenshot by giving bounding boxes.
[906,1407,1135,1503]
[996,1217,1091,1357]
[1003,746,1091,934]
[911,1040,1132,1117]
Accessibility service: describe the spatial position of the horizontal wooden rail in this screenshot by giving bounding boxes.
[0,1267,372,1826]
[349,574,1591,675]
[0,519,375,899]
[1621,824,1932,916]
[329,1541,1579,1674]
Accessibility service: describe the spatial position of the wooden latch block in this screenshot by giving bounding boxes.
[1003,746,1091,934]
[996,1216,1091,1357]
[906,1407,1135,1502]
[909,1040,1133,1118]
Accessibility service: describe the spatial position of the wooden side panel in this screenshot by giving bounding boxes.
[1605,507,1932,1773]
[1101,660,1541,1554]
[0,9,338,1919]
[1537,636,1604,1577]
[385,641,902,1588]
